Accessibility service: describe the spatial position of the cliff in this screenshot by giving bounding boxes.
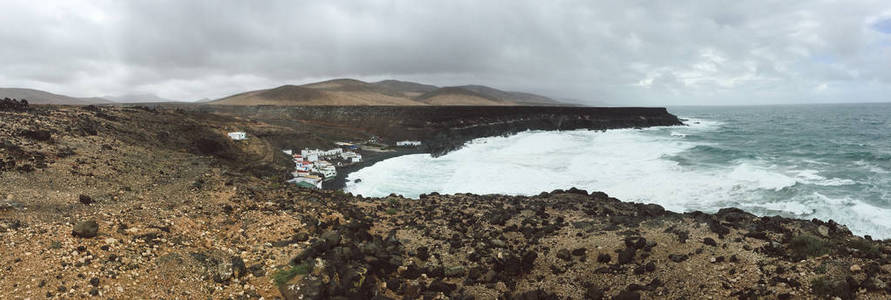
[196,105,683,156]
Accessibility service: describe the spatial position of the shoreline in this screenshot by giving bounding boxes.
[323,148,426,190]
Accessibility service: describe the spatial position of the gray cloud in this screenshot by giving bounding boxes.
[1,0,890,105]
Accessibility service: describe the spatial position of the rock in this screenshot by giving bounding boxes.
[645,262,656,272]
[708,220,730,236]
[78,195,94,205]
[850,264,861,272]
[597,253,611,263]
[668,254,689,263]
[89,277,100,287]
[703,237,717,247]
[231,256,247,278]
[320,230,341,247]
[72,220,99,238]
[557,249,572,261]
[491,239,507,248]
[585,284,605,299]
[213,260,234,283]
[445,266,466,278]
[613,290,641,300]
[618,248,636,264]
[817,225,830,237]
[572,248,587,256]
[415,246,429,261]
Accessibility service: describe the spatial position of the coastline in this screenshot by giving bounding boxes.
[323,148,426,190]
[1,105,889,299]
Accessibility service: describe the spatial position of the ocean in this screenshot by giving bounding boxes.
[345,103,891,239]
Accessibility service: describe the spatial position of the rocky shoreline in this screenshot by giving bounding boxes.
[1,105,889,299]
[274,188,891,299]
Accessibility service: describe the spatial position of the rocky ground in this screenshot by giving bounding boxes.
[2,104,890,299]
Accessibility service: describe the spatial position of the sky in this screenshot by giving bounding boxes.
[1,0,890,105]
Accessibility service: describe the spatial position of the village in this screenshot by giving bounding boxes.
[226,130,423,189]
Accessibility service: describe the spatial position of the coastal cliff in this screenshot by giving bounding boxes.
[1,105,887,299]
[196,105,683,156]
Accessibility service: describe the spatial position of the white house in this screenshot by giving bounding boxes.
[396,140,422,147]
[228,132,247,140]
[341,151,362,163]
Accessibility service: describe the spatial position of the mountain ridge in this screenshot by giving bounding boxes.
[211,78,570,106]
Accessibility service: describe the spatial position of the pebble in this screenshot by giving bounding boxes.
[850,264,861,272]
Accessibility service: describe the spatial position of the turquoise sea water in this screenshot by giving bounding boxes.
[347,103,891,238]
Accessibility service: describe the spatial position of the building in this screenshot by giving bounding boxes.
[396,140,422,147]
[313,161,337,180]
[228,132,247,140]
[341,151,362,163]
[287,176,322,189]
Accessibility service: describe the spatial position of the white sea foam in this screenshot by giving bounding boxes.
[345,120,889,238]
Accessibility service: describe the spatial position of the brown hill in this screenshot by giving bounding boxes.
[211,79,566,106]
[371,80,438,97]
[0,88,110,105]
[413,86,511,106]
[211,79,422,106]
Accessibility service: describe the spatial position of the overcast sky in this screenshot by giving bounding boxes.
[1,0,890,105]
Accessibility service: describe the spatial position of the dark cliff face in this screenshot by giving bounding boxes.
[197,105,683,155]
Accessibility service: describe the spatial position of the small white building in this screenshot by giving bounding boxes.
[228,132,247,140]
[341,151,362,163]
[396,140,422,147]
[282,149,293,155]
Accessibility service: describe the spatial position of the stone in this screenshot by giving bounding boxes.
[618,248,636,264]
[597,253,611,263]
[572,248,587,256]
[557,249,572,261]
[613,290,641,300]
[445,266,466,278]
[850,264,861,272]
[78,195,94,205]
[668,254,689,263]
[491,239,507,248]
[73,220,99,238]
[703,237,717,247]
[585,284,605,299]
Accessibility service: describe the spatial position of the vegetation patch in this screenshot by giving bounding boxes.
[789,234,830,259]
[272,262,312,286]
[848,238,881,258]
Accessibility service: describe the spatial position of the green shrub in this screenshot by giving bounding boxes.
[814,263,827,274]
[385,208,397,215]
[272,263,312,286]
[849,239,881,258]
[789,234,829,258]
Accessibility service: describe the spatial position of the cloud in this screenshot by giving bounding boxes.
[0,0,890,105]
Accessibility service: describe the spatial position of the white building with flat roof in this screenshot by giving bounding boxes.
[396,140,422,147]
[228,132,247,140]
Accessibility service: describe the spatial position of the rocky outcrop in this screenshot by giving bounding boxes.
[196,105,683,156]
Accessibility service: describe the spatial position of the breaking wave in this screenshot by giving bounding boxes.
[346,105,891,238]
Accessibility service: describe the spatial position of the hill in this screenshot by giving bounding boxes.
[0,88,110,105]
[414,86,510,106]
[212,79,422,106]
[371,79,438,97]
[104,93,180,103]
[211,79,567,106]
